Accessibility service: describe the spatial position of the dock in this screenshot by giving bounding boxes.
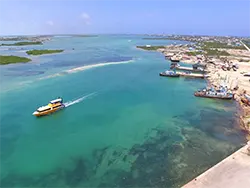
[175,66,206,73]
[177,71,206,78]
[182,142,250,188]
[176,66,194,71]
[240,40,250,51]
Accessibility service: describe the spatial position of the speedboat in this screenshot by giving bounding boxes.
[32,98,65,117]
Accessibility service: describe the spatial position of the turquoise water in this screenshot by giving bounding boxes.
[0,35,246,187]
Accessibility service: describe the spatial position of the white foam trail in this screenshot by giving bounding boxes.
[38,60,134,81]
[3,60,134,93]
[64,92,96,107]
[38,73,63,80]
[65,60,134,74]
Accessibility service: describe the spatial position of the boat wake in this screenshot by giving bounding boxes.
[65,60,133,73]
[39,59,134,81]
[64,92,96,107]
[3,60,133,93]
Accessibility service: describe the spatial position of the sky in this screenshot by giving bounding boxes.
[0,0,249,36]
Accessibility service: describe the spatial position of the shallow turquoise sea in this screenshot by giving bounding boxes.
[0,35,246,187]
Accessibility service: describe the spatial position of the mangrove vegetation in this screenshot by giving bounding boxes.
[0,55,31,65]
[1,41,42,46]
[26,49,64,55]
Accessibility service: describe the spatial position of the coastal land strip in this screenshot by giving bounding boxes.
[0,34,98,42]
[137,36,250,137]
[0,41,42,46]
[0,49,64,65]
[138,35,250,187]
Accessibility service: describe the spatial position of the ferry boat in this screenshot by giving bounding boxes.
[194,88,233,100]
[159,70,180,77]
[32,98,65,117]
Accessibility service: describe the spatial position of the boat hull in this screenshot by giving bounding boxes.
[241,97,250,105]
[159,72,180,77]
[33,105,65,117]
[194,92,233,100]
[170,59,180,62]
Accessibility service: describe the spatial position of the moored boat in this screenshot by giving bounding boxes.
[170,55,182,62]
[159,70,180,77]
[244,72,250,77]
[170,62,180,69]
[33,98,65,117]
[194,88,233,100]
[170,57,179,62]
[192,62,206,70]
[241,94,250,105]
[164,52,175,59]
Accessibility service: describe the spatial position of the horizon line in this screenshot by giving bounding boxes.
[0,33,250,38]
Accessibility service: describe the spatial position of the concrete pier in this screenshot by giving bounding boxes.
[175,66,206,73]
[177,71,205,78]
[182,142,250,188]
[176,66,195,71]
[240,40,250,51]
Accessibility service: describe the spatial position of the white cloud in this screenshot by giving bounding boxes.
[46,21,54,26]
[81,12,90,20]
[80,12,91,25]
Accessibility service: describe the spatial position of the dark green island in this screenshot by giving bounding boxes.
[0,55,31,65]
[26,49,64,55]
[1,41,42,46]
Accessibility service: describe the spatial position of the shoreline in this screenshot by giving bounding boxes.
[205,62,250,138]
[140,42,250,187]
[137,43,250,139]
[181,141,250,188]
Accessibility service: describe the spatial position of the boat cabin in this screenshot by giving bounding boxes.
[50,98,63,104]
[37,106,51,112]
